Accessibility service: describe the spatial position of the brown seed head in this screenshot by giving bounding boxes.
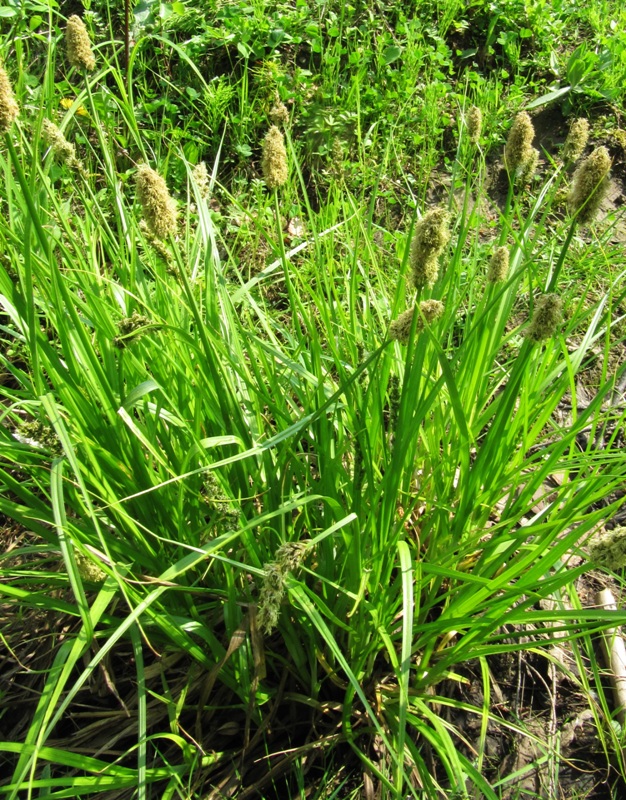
[66,15,96,72]
[261,125,288,190]
[487,246,510,284]
[467,105,482,144]
[504,111,535,176]
[527,294,562,342]
[567,146,611,225]
[136,164,177,239]
[0,63,19,134]
[562,118,589,163]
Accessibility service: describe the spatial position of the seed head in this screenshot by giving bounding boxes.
[389,307,421,344]
[567,146,611,225]
[487,246,509,284]
[389,300,444,345]
[0,64,19,134]
[518,147,539,185]
[562,118,589,163]
[526,294,562,342]
[41,119,85,175]
[257,540,308,634]
[135,164,177,239]
[261,125,288,190]
[467,105,482,145]
[419,298,445,324]
[113,311,152,348]
[409,207,450,290]
[504,111,535,176]
[269,100,289,127]
[66,15,96,72]
[200,471,241,534]
[276,541,307,572]
[388,374,401,432]
[20,420,62,455]
[192,161,210,199]
[587,527,626,570]
[75,552,107,583]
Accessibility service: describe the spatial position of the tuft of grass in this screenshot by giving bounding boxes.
[1,2,626,799]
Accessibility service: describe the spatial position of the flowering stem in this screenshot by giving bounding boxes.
[272,189,300,320]
[124,0,130,70]
[498,179,515,246]
[546,219,576,293]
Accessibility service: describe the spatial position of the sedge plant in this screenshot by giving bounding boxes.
[1,14,626,800]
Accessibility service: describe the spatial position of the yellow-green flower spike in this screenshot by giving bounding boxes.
[66,15,96,72]
[467,105,482,145]
[527,294,562,342]
[0,63,19,134]
[567,146,611,225]
[136,164,177,239]
[588,527,626,569]
[409,208,450,290]
[504,111,535,176]
[389,300,444,344]
[261,125,288,190]
[562,118,589,163]
[257,541,307,634]
[41,119,85,175]
[269,100,289,127]
[487,246,509,284]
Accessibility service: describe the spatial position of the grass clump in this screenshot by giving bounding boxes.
[1,3,626,799]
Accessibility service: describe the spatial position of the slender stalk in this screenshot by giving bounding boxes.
[5,134,47,396]
[124,0,130,70]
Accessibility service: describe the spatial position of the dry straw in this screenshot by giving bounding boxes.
[66,15,96,72]
[0,63,19,134]
[261,125,288,189]
[135,164,177,239]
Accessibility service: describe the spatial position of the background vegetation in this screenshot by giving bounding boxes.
[1,0,626,798]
